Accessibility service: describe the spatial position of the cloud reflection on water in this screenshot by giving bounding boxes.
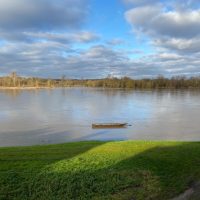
[0,88,200,146]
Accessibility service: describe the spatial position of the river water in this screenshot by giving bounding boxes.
[0,88,200,146]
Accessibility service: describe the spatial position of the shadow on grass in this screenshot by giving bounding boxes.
[0,141,106,199]
[1,142,200,200]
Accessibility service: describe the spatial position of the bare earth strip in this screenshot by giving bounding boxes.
[171,182,200,200]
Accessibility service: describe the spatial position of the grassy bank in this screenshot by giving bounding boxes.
[1,141,200,200]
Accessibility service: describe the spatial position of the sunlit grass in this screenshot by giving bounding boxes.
[1,141,200,199]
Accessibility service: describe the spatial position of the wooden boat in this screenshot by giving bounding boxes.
[92,123,127,129]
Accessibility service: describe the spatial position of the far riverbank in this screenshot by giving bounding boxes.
[0,86,54,90]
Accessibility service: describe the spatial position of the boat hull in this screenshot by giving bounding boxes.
[92,123,127,129]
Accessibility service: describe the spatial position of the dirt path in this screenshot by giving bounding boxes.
[171,182,200,200]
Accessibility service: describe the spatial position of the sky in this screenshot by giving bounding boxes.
[0,0,200,78]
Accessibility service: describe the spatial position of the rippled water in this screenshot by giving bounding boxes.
[0,88,200,146]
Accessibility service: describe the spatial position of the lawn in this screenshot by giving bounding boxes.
[0,141,200,200]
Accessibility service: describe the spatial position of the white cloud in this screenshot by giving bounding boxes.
[1,0,200,78]
[106,38,125,46]
[1,40,200,78]
[125,6,200,39]
[0,0,88,31]
[24,31,100,43]
[123,0,160,6]
[125,6,161,32]
[154,37,200,53]
[125,1,200,55]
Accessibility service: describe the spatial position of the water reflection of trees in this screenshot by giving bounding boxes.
[0,89,40,98]
[1,89,22,98]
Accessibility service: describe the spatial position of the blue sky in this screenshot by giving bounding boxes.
[86,0,153,58]
[0,0,200,78]
[88,0,128,40]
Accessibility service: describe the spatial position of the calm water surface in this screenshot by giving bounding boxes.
[0,88,200,146]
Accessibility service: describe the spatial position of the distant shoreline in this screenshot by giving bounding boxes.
[0,86,54,90]
[1,86,200,90]
[1,74,200,89]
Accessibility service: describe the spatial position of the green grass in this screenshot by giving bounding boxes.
[1,141,200,200]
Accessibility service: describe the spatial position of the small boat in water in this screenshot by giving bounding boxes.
[92,123,128,129]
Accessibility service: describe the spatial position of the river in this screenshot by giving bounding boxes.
[0,88,200,146]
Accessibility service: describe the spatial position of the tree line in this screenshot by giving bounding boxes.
[1,73,200,89]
